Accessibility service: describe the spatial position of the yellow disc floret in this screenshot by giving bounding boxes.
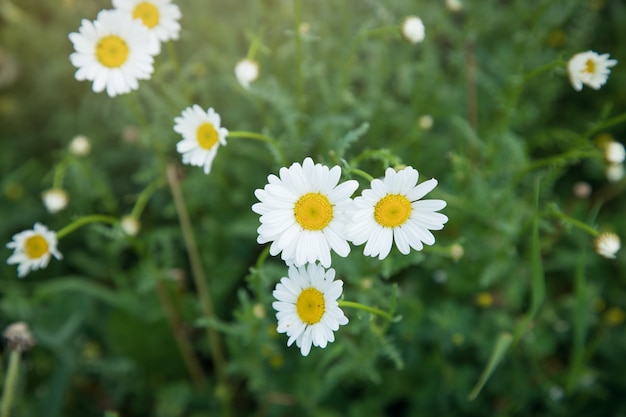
[294,193,333,231]
[584,58,596,74]
[24,235,49,259]
[133,2,160,28]
[196,122,219,150]
[96,35,130,68]
[374,194,412,228]
[296,287,325,325]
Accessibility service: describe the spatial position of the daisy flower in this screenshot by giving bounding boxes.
[69,9,158,97]
[567,51,617,91]
[594,232,620,259]
[252,158,359,267]
[41,188,69,214]
[272,263,348,356]
[348,166,448,260]
[112,0,182,53]
[605,141,625,164]
[401,16,425,44]
[7,223,63,278]
[174,105,228,174]
[235,58,259,89]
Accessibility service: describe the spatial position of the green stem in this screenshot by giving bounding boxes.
[549,204,599,237]
[293,0,304,136]
[584,111,626,139]
[56,215,119,239]
[130,177,165,219]
[338,300,397,322]
[350,148,402,169]
[1,350,21,417]
[522,59,565,83]
[227,131,286,165]
[246,38,261,60]
[52,157,69,190]
[349,168,374,182]
[166,41,180,73]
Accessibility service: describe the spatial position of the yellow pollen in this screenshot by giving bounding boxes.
[24,235,49,259]
[96,35,129,68]
[196,122,219,150]
[584,58,596,74]
[132,2,160,28]
[374,194,412,228]
[296,287,325,325]
[294,193,333,230]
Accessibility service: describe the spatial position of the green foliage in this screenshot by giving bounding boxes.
[1,0,626,416]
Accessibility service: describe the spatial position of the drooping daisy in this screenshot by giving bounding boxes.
[41,188,69,214]
[112,0,182,53]
[567,51,617,91]
[272,263,349,356]
[69,9,158,97]
[234,58,259,89]
[173,105,228,174]
[348,166,448,260]
[7,223,63,278]
[594,232,620,259]
[401,16,425,44]
[252,158,359,267]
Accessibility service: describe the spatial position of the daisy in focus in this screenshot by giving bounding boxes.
[252,158,358,267]
[174,105,228,174]
[69,9,158,97]
[7,223,63,278]
[113,0,182,53]
[235,58,259,89]
[348,166,448,260]
[567,51,617,91]
[401,16,425,44]
[272,263,348,356]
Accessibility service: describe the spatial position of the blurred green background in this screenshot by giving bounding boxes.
[1,0,626,416]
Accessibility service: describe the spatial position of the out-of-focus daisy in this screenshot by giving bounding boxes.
[174,105,228,174]
[121,215,141,236]
[348,166,448,260]
[68,135,91,156]
[252,158,358,267]
[594,232,620,259]
[418,115,433,130]
[42,188,69,214]
[605,141,625,164]
[272,263,348,356]
[112,0,182,53]
[445,0,463,12]
[7,223,63,278]
[235,58,259,89]
[401,16,425,44]
[69,9,157,97]
[567,51,617,91]
[606,163,624,182]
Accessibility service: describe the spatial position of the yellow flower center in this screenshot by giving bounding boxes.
[584,58,596,74]
[296,287,325,325]
[374,194,412,228]
[196,122,219,150]
[294,193,333,231]
[96,35,129,68]
[24,235,49,259]
[132,2,160,28]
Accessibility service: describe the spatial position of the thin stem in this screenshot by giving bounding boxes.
[166,164,230,412]
[584,111,626,139]
[293,0,304,136]
[166,41,180,73]
[465,41,478,131]
[130,177,165,219]
[338,300,397,322]
[227,131,286,165]
[549,204,599,237]
[52,156,69,190]
[349,168,374,182]
[350,148,402,169]
[522,59,565,83]
[56,215,119,239]
[247,38,261,60]
[1,350,21,417]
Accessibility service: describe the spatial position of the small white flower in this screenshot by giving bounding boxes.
[605,141,625,164]
[6,223,63,278]
[418,115,433,130]
[112,0,182,53]
[606,163,624,182]
[594,232,620,259]
[401,16,425,44]
[567,51,617,91]
[252,158,359,268]
[69,9,158,97]
[41,188,69,214]
[272,263,348,356]
[234,58,259,89]
[68,135,91,156]
[174,105,228,174]
[121,215,141,236]
[348,166,448,260]
[445,0,463,12]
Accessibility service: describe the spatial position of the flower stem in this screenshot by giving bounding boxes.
[56,215,119,239]
[1,350,21,417]
[227,131,286,165]
[293,0,304,136]
[52,156,69,190]
[130,177,165,219]
[549,204,599,237]
[338,300,398,322]
[349,168,374,182]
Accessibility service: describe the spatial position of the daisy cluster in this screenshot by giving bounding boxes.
[252,158,449,355]
[69,0,182,96]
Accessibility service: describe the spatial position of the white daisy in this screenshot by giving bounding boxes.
[606,163,624,182]
[272,263,348,356]
[567,51,617,91]
[348,166,448,260]
[252,158,359,268]
[41,188,69,214]
[174,105,228,174]
[68,135,91,156]
[401,16,425,44]
[6,223,63,278]
[605,141,625,164]
[234,58,259,89]
[594,232,620,259]
[112,0,182,53]
[69,9,158,97]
